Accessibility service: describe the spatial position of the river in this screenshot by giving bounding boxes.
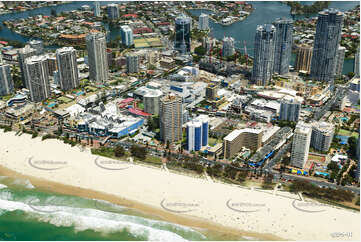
[0,1,358,74]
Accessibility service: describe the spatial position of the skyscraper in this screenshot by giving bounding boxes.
[159,94,183,143]
[310,121,334,152]
[222,37,235,57]
[310,9,343,87]
[107,3,120,20]
[126,54,139,73]
[0,64,13,96]
[29,39,44,55]
[174,14,191,54]
[25,55,51,102]
[198,13,209,31]
[94,1,101,17]
[86,32,108,82]
[334,46,346,77]
[295,44,313,74]
[273,18,293,75]
[18,45,37,88]
[120,25,134,47]
[56,47,79,91]
[186,115,209,151]
[252,24,276,86]
[279,98,301,122]
[290,121,312,169]
[354,46,360,77]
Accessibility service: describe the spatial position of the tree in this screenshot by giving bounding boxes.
[347,72,355,79]
[348,136,358,159]
[194,46,206,56]
[114,145,125,157]
[130,145,147,160]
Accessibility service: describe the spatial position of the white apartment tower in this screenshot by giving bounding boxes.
[86,32,108,82]
[56,47,79,91]
[290,121,312,169]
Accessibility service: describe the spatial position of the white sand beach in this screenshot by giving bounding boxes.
[0,130,359,241]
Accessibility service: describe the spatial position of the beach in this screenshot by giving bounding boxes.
[0,129,359,241]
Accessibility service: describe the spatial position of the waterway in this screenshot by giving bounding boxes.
[0,1,358,74]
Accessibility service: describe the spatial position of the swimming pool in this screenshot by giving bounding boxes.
[76,91,85,96]
[335,135,349,145]
[339,117,349,122]
[48,103,56,108]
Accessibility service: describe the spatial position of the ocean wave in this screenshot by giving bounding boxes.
[0,197,204,241]
[0,184,7,189]
[0,176,35,189]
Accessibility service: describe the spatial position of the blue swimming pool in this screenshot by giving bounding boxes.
[48,103,56,108]
[335,135,350,145]
[76,91,85,96]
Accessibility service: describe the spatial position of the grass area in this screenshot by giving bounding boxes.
[308,154,325,162]
[142,155,162,164]
[57,96,73,103]
[209,137,219,146]
[1,94,13,101]
[337,129,359,137]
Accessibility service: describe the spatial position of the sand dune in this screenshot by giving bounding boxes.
[0,130,359,241]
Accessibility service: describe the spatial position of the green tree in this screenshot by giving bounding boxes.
[194,46,206,56]
[114,145,125,157]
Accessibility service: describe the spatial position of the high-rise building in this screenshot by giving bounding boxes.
[120,25,134,47]
[0,64,13,96]
[290,121,312,169]
[354,46,360,77]
[186,115,209,151]
[46,54,57,75]
[205,83,218,100]
[295,44,313,74]
[107,3,120,20]
[279,98,301,122]
[159,94,183,143]
[310,9,343,87]
[334,46,346,77]
[174,14,191,54]
[94,1,101,17]
[126,54,139,73]
[273,18,293,75]
[310,121,334,152]
[222,37,235,57]
[252,24,276,86]
[29,39,44,55]
[198,13,209,31]
[86,32,108,82]
[144,89,163,115]
[25,55,51,102]
[18,45,37,88]
[223,128,263,159]
[56,47,79,91]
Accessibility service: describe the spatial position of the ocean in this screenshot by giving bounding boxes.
[0,176,248,241]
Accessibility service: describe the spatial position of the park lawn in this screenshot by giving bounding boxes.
[57,96,73,103]
[337,129,359,138]
[143,155,162,164]
[308,154,325,162]
[209,137,219,146]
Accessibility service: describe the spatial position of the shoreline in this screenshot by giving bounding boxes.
[0,130,359,241]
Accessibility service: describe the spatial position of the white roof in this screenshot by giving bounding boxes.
[224,128,262,142]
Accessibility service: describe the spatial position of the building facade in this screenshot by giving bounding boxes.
[198,13,209,31]
[56,47,79,91]
[126,54,139,73]
[279,98,301,122]
[273,18,293,75]
[334,46,346,77]
[120,25,134,47]
[143,89,163,115]
[354,46,360,77]
[174,14,192,54]
[311,121,334,152]
[94,1,101,17]
[18,45,37,88]
[295,44,313,74]
[25,55,51,102]
[107,3,120,20]
[222,37,235,57]
[310,9,343,87]
[0,64,13,96]
[252,24,276,86]
[29,40,44,55]
[86,32,108,82]
[159,94,183,143]
[223,128,263,159]
[186,115,209,151]
[290,121,312,169]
